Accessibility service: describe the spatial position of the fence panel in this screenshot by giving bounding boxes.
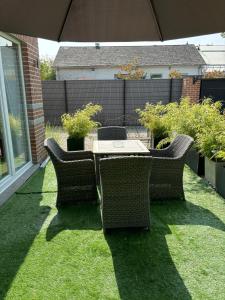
[42,81,66,125]
[125,79,183,125]
[42,79,183,126]
[66,80,124,126]
[200,79,225,103]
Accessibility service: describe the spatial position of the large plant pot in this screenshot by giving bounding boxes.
[185,147,205,176]
[67,137,84,151]
[205,157,225,188]
[217,165,225,198]
[0,138,4,158]
[12,134,24,157]
[153,136,170,149]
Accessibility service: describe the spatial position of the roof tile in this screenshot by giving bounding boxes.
[53,45,205,68]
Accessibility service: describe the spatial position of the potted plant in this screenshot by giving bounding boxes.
[61,103,102,151]
[136,102,168,148]
[162,97,210,176]
[169,98,206,176]
[146,98,204,175]
[196,101,225,192]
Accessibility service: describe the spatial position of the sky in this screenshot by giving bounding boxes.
[38,33,225,59]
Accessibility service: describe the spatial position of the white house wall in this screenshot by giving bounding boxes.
[56,66,201,80]
[199,46,225,65]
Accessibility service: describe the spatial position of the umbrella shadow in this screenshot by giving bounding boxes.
[152,200,225,232]
[0,167,50,300]
[105,200,225,300]
[46,204,102,241]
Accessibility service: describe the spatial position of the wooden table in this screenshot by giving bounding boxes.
[93,140,149,183]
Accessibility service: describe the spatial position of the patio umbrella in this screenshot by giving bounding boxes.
[0,0,225,42]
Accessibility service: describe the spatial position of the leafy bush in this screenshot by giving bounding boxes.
[40,57,56,80]
[61,103,102,138]
[169,70,182,79]
[164,98,225,160]
[162,98,203,145]
[8,114,22,136]
[137,97,225,160]
[136,102,168,145]
[195,100,225,161]
[115,59,146,80]
[203,70,225,79]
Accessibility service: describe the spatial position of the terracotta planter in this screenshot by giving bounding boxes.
[67,137,84,151]
[185,147,205,176]
[205,157,225,188]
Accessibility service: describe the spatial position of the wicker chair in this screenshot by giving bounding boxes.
[98,156,152,230]
[97,126,127,140]
[148,134,194,201]
[44,138,97,207]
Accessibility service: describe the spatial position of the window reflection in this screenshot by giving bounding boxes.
[0,113,8,180]
[0,36,30,171]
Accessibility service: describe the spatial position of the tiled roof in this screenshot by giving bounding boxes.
[54,44,205,68]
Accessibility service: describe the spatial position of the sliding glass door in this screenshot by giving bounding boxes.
[0,110,9,181]
[0,33,31,189]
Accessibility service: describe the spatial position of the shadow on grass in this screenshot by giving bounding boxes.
[184,167,217,195]
[105,200,225,300]
[0,168,50,300]
[46,204,102,241]
[105,229,191,300]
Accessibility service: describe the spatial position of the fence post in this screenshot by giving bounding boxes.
[123,80,126,126]
[64,80,68,113]
[169,79,173,102]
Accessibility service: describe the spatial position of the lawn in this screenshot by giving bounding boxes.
[0,162,225,300]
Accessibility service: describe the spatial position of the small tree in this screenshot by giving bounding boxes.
[221,32,225,38]
[169,69,182,79]
[40,57,56,80]
[115,59,146,80]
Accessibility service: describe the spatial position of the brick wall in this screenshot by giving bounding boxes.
[182,77,201,103]
[15,35,46,164]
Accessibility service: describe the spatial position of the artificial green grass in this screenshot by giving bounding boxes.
[0,163,225,300]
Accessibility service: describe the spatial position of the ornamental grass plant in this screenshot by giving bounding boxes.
[61,103,102,139]
[137,97,225,161]
[136,102,168,146]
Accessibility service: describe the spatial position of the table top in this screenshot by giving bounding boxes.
[93,139,149,154]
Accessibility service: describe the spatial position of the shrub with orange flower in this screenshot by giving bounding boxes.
[116,59,146,80]
[203,70,225,79]
[169,69,182,79]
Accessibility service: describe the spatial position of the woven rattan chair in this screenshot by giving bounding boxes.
[44,138,97,207]
[98,156,152,230]
[148,134,194,201]
[97,126,127,140]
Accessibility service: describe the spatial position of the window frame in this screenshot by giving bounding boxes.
[150,73,163,79]
[0,32,32,193]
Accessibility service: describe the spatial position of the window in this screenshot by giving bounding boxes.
[150,74,162,79]
[0,33,31,190]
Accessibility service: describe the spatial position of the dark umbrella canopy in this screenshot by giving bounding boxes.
[0,0,225,42]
